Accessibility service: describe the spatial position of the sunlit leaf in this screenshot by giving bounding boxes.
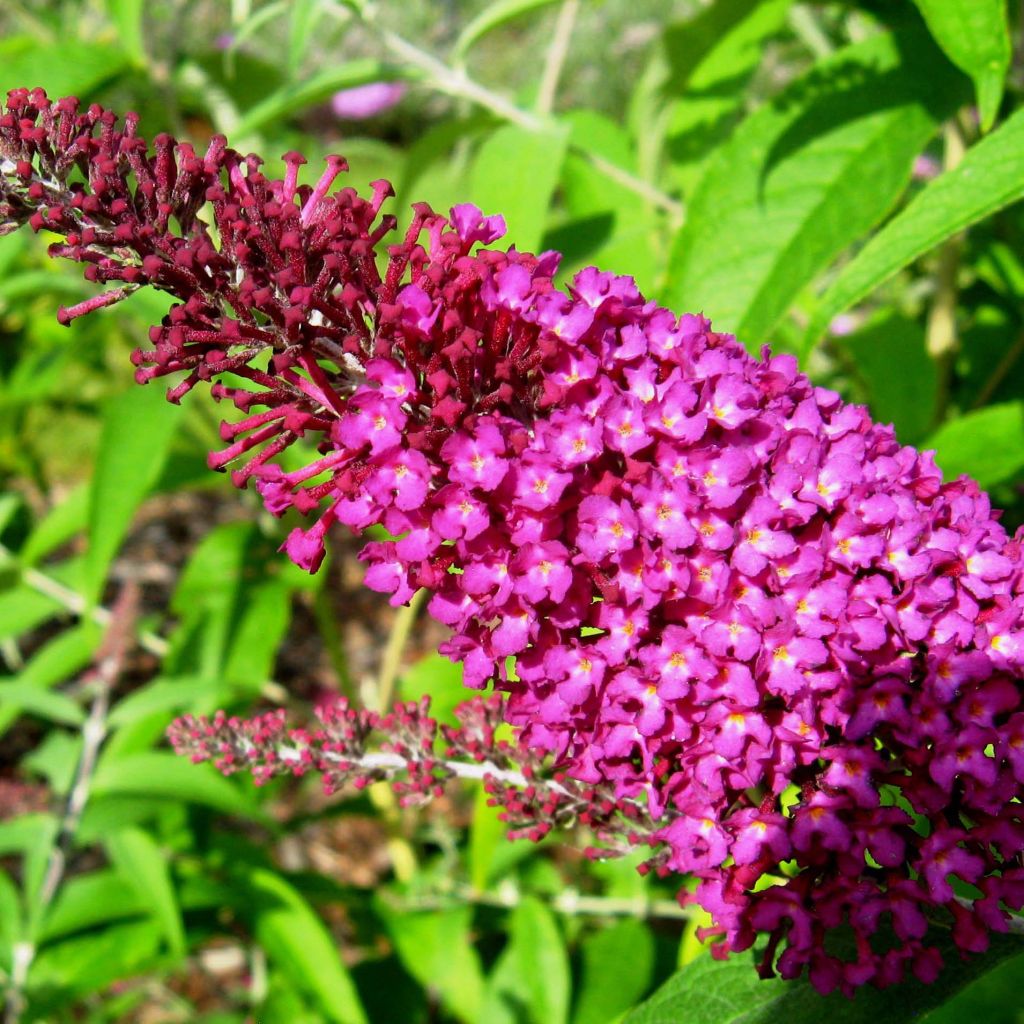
[911,0,1010,131]
[0,681,83,727]
[471,125,568,253]
[660,0,793,194]
[28,919,163,1001]
[0,625,100,737]
[84,383,178,607]
[623,931,1024,1024]
[482,897,570,1024]
[468,783,507,892]
[377,902,484,1023]
[0,868,21,968]
[805,108,1024,351]
[108,676,223,729]
[105,826,186,957]
[104,0,146,67]
[247,867,368,1024]
[0,584,61,644]
[41,870,145,941]
[399,652,466,728]
[92,753,270,824]
[925,401,1024,489]
[665,26,964,350]
[20,483,88,566]
[288,0,321,77]
[0,38,130,98]
[554,110,658,292]
[233,60,389,137]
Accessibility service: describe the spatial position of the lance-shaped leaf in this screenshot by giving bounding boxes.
[911,0,1010,131]
[246,868,368,1024]
[623,930,1024,1024]
[804,107,1024,352]
[663,26,965,350]
[453,0,562,61]
[659,0,794,194]
[84,383,178,607]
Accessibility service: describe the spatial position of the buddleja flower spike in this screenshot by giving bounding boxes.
[4,88,1024,996]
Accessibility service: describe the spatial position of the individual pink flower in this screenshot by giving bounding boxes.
[331,81,406,119]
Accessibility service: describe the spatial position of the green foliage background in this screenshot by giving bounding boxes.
[0,0,1023,1021]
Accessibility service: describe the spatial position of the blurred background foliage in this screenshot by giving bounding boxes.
[0,0,1022,1021]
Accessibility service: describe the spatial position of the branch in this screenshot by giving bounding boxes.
[536,0,579,117]
[3,588,137,1024]
[386,883,695,921]
[346,10,683,220]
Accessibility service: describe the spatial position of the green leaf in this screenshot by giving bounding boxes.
[233,60,389,137]
[92,753,270,824]
[288,0,320,78]
[0,38,130,99]
[468,783,508,892]
[108,676,221,729]
[0,494,20,536]
[0,625,102,736]
[28,919,163,1000]
[453,0,562,61]
[84,383,178,607]
[924,402,1024,489]
[0,868,21,967]
[923,949,1024,1022]
[168,522,291,683]
[623,931,1024,1024]
[224,0,288,77]
[805,108,1024,351]
[41,870,145,941]
[0,681,83,727]
[664,27,964,350]
[0,815,58,912]
[554,110,658,293]
[400,652,467,728]
[0,814,57,857]
[911,0,1010,131]
[0,583,61,644]
[470,125,569,253]
[572,919,656,1024]
[833,315,936,444]
[20,483,88,566]
[247,868,368,1024]
[22,732,81,797]
[660,0,794,194]
[222,580,291,686]
[105,0,146,67]
[105,826,185,957]
[377,903,484,1023]
[482,897,570,1024]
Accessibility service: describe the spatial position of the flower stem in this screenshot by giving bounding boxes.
[373,587,426,711]
[3,589,135,1024]
[386,884,694,921]
[536,0,579,116]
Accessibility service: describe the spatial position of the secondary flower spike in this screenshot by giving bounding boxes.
[4,88,1024,995]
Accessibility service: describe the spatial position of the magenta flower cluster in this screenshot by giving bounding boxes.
[4,88,1024,995]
